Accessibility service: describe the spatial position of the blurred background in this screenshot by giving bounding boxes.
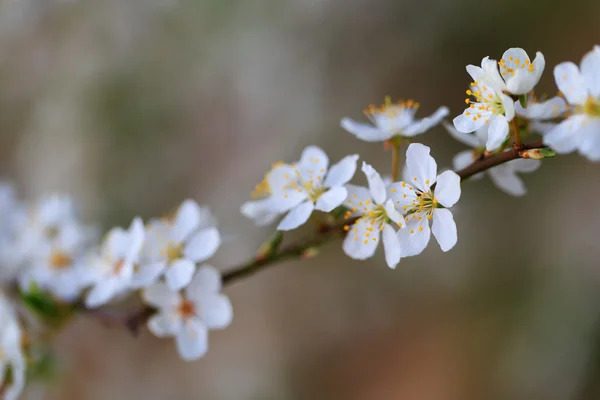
[1,0,600,398]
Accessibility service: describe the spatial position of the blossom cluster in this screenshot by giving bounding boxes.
[1,45,599,399]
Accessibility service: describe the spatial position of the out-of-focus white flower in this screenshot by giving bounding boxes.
[453,57,516,151]
[342,162,405,269]
[497,48,545,95]
[389,144,461,256]
[242,146,359,231]
[514,95,566,120]
[131,200,220,291]
[142,266,232,361]
[445,123,540,196]
[544,46,600,161]
[341,98,448,142]
[0,184,26,282]
[0,294,25,400]
[85,218,145,308]
[17,195,96,301]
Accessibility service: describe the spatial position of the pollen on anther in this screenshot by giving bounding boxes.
[418,226,423,232]
[363,239,368,244]
[344,225,350,231]
[410,229,414,234]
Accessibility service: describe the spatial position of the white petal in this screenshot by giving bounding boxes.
[487,164,527,196]
[85,279,122,309]
[104,227,129,260]
[383,199,404,228]
[510,158,541,173]
[172,199,201,243]
[481,56,507,92]
[432,209,457,252]
[269,192,309,213]
[577,119,600,161]
[240,199,280,226]
[515,96,566,120]
[580,46,600,98]
[405,143,437,192]
[277,201,314,231]
[298,145,329,174]
[453,150,480,178]
[267,164,300,196]
[453,110,487,133]
[341,118,393,142]
[175,319,208,361]
[387,181,418,210]
[196,294,233,329]
[130,262,165,289]
[185,264,222,298]
[444,122,481,148]
[466,64,485,83]
[502,49,544,94]
[397,217,430,257]
[434,171,461,208]
[183,227,220,262]
[554,62,587,105]
[361,162,387,205]
[147,314,180,338]
[382,224,401,269]
[165,259,196,291]
[403,106,449,136]
[315,187,347,212]
[501,94,515,121]
[323,154,359,188]
[345,184,375,215]
[486,115,509,151]
[125,217,145,261]
[544,115,587,153]
[342,218,381,260]
[142,283,181,309]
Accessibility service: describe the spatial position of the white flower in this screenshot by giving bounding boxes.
[445,123,540,196]
[514,95,566,120]
[497,48,545,95]
[0,184,26,282]
[142,266,233,361]
[242,146,359,231]
[342,162,405,269]
[453,57,516,151]
[131,200,220,291]
[544,46,600,161]
[341,98,448,142]
[388,144,461,256]
[0,295,25,400]
[85,217,145,308]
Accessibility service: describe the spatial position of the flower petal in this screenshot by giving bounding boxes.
[175,319,208,361]
[387,181,418,210]
[487,164,527,196]
[453,150,481,179]
[501,93,515,121]
[277,201,314,231]
[85,279,122,309]
[580,46,600,98]
[269,192,309,213]
[486,115,509,151]
[382,224,401,269]
[165,259,196,291]
[578,119,600,161]
[323,154,359,188]
[554,62,588,105]
[183,227,220,263]
[481,56,507,92]
[397,217,430,257]
[298,146,329,175]
[341,118,393,142]
[126,217,146,261]
[130,262,165,289]
[147,313,180,338]
[502,49,544,94]
[544,115,587,153]
[510,158,541,173]
[515,96,566,120]
[196,294,233,329]
[142,283,181,309]
[444,122,481,148]
[345,184,375,215]
[342,218,380,260]
[172,199,201,243]
[186,264,222,299]
[405,143,437,192]
[240,199,281,226]
[434,170,461,208]
[432,209,457,252]
[361,162,387,205]
[403,106,449,136]
[383,199,404,228]
[453,110,487,133]
[315,187,347,212]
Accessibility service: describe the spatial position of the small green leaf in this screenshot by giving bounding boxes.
[539,148,557,158]
[20,284,73,326]
[519,94,527,108]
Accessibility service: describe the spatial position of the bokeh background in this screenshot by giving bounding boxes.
[1,0,600,398]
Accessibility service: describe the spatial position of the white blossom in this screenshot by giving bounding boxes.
[497,48,545,95]
[389,144,461,256]
[242,146,359,231]
[445,123,540,196]
[0,294,25,400]
[453,57,516,151]
[341,98,448,142]
[85,217,145,308]
[544,45,600,161]
[142,266,232,361]
[131,200,220,291]
[343,162,405,269]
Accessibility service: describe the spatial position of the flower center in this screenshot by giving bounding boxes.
[165,242,183,263]
[364,96,420,133]
[405,189,438,222]
[578,96,600,117]
[498,57,535,76]
[49,250,72,270]
[43,225,59,240]
[308,186,326,202]
[464,81,504,123]
[176,299,196,319]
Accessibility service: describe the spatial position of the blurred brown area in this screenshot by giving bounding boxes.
[2,0,600,399]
